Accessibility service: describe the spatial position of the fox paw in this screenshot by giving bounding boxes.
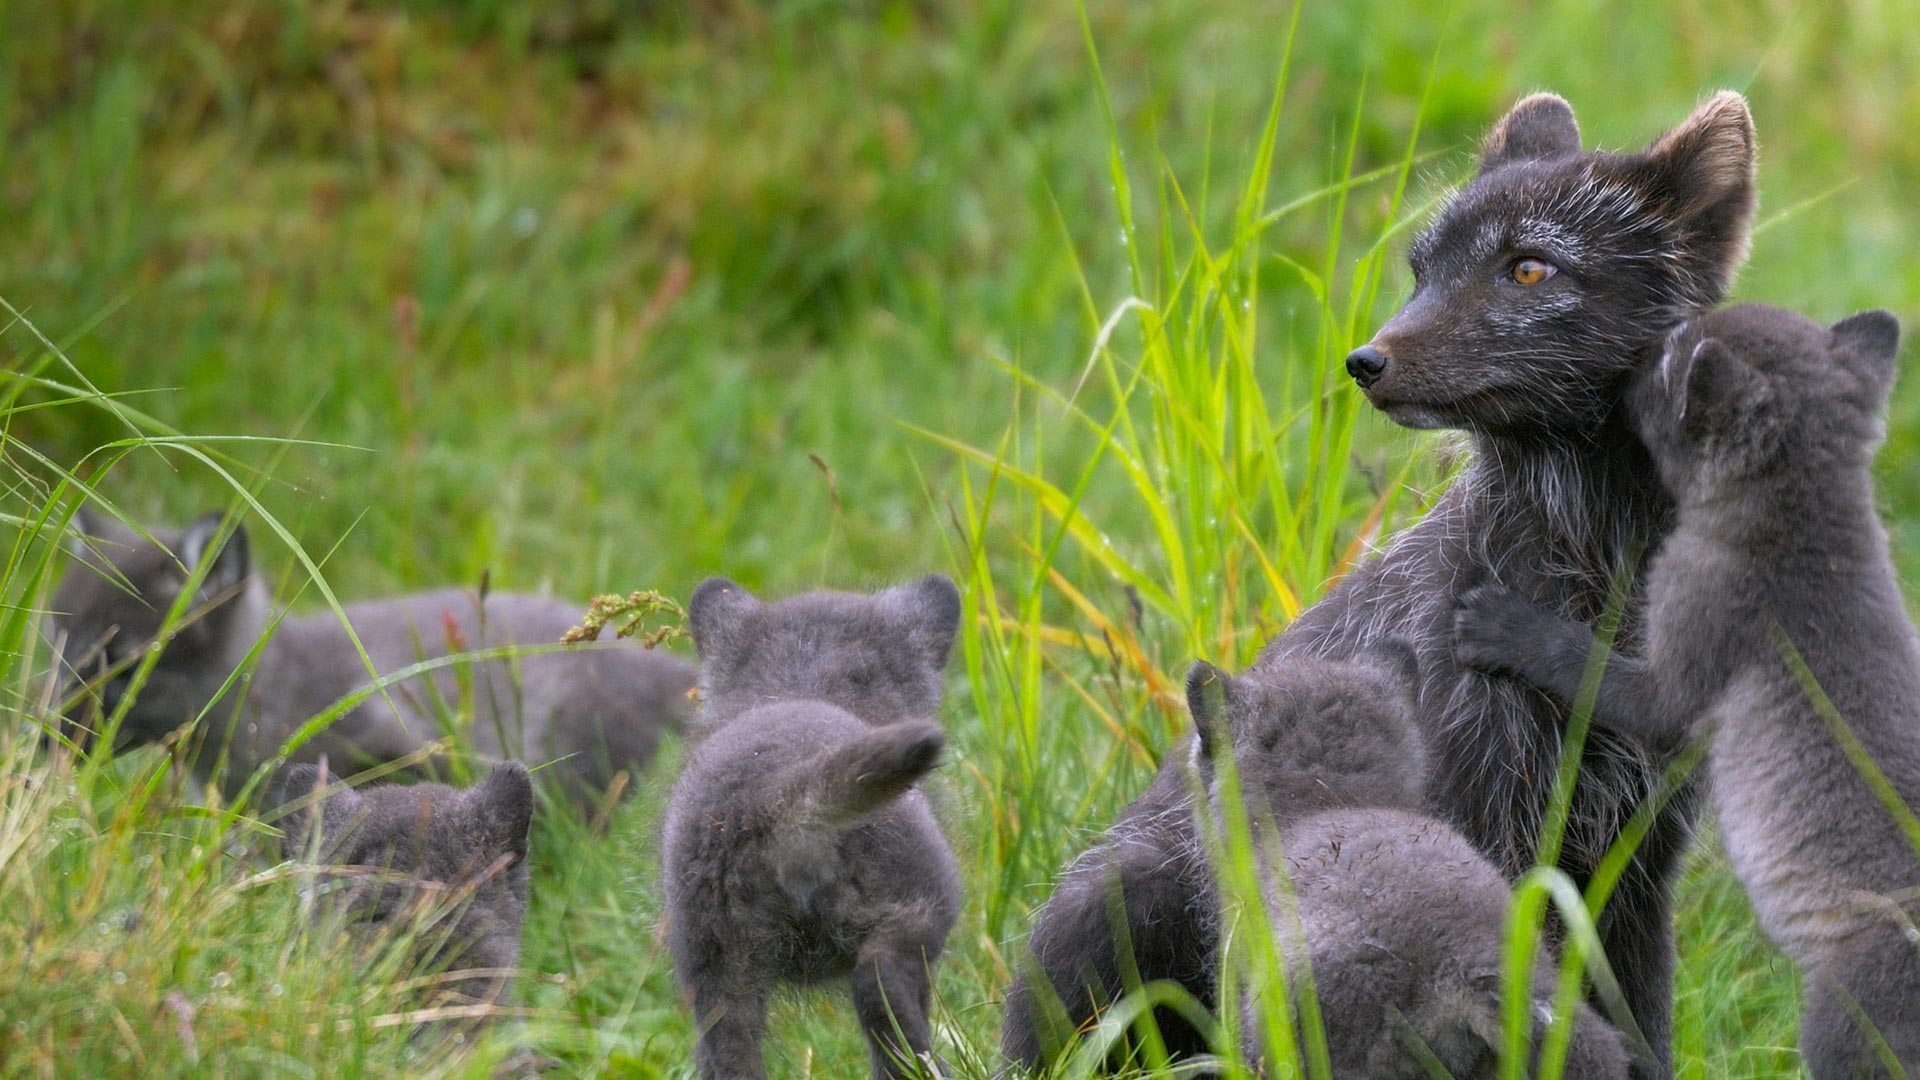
[1451,584,1553,674]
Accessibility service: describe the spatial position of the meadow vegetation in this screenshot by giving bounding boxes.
[2,1,1917,1075]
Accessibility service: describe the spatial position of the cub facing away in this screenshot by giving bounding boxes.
[1189,654,1629,1079]
[48,511,696,805]
[1455,304,1919,1076]
[664,575,964,1080]
[275,760,534,1018]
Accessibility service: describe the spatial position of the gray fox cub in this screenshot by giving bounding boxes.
[663,575,963,1080]
[1456,304,1918,1077]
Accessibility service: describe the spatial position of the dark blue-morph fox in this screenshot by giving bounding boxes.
[1005,91,1759,1079]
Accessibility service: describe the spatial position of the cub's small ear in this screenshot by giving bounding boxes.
[473,762,534,862]
[887,574,963,670]
[68,505,101,544]
[273,759,336,859]
[1682,338,1774,440]
[65,511,95,562]
[1478,92,1582,174]
[1624,92,1757,300]
[1371,639,1423,705]
[1830,310,1902,404]
[1186,661,1232,762]
[178,512,252,598]
[687,577,760,661]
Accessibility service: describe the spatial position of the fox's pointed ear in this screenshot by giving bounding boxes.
[885,574,962,670]
[1625,92,1757,301]
[1831,310,1902,405]
[178,512,251,598]
[473,762,534,863]
[1682,338,1774,442]
[65,506,100,560]
[1186,661,1233,763]
[1371,639,1423,708]
[1478,93,1582,174]
[274,759,355,860]
[687,577,760,661]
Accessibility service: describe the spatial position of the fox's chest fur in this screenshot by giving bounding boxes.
[1272,447,1678,878]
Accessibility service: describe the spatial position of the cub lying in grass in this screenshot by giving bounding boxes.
[50,511,694,806]
[663,575,963,1080]
[1189,652,1630,1078]
[1455,304,1919,1077]
[275,761,534,1022]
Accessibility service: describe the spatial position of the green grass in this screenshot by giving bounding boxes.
[4,0,1919,1076]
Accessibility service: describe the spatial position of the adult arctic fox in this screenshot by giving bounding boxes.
[663,575,963,1080]
[1005,91,1759,1078]
[48,510,695,804]
[1189,653,1629,1078]
[1455,304,1919,1077]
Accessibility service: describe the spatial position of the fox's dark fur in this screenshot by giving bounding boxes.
[275,760,534,1016]
[1190,654,1629,1079]
[48,511,696,804]
[1003,91,1758,1078]
[663,575,964,1080]
[1455,304,1920,1078]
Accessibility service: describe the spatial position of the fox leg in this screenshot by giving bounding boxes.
[1452,584,1692,753]
[1801,940,1920,1080]
[1592,809,1696,1080]
[688,979,768,1080]
[852,944,939,1079]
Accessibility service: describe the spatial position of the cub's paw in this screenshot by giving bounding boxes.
[1451,584,1554,675]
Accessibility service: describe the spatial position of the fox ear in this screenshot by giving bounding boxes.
[1625,91,1757,300]
[472,762,534,863]
[274,759,356,860]
[1478,93,1582,174]
[1830,310,1902,406]
[886,575,963,670]
[1370,639,1423,708]
[66,506,100,561]
[1679,338,1774,442]
[178,513,252,598]
[687,577,760,661]
[1186,661,1234,763]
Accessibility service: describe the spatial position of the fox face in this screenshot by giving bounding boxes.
[1349,92,1758,436]
[48,510,262,750]
[1186,647,1425,824]
[686,574,961,728]
[1629,304,1902,496]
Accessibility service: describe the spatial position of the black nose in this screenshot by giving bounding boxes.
[1345,344,1389,388]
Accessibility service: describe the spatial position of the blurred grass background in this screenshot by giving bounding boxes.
[3,0,1916,1076]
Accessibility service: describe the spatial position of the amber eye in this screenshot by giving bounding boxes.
[1508,258,1556,286]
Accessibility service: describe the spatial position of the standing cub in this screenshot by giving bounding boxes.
[1454,304,1919,1076]
[1189,654,1629,1078]
[664,575,963,1080]
[49,512,695,804]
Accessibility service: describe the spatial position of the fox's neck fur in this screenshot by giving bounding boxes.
[1468,413,1673,620]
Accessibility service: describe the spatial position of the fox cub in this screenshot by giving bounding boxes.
[275,760,534,1016]
[1455,304,1918,1077]
[1189,653,1630,1078]
[49,511,695,804]
[663,575,963,1080]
